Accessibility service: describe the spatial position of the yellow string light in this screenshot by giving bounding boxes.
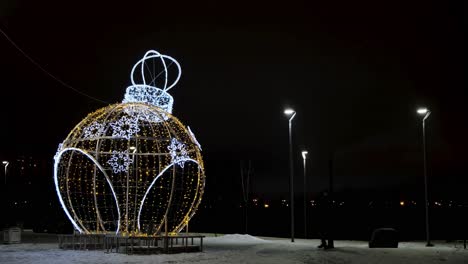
[54,102,205,235]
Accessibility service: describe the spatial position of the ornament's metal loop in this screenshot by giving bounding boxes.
[130,50,182,92]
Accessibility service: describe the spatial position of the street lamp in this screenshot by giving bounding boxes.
[417,107,433,247]
[2,161,9,185]
[284,108,296,242]
[301,150,308,239]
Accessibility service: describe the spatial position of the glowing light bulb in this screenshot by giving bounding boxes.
[417,108,429,115]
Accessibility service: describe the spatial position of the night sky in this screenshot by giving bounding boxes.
[0,1,466,198]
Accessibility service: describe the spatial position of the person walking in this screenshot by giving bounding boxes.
[316,190,334,249]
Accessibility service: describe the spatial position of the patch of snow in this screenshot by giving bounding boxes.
[206,234,269,244]
[1,236,468,264]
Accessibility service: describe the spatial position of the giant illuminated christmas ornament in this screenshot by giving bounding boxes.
[54,50,205,235]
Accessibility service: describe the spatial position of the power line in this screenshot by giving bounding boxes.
[0,26,109,104]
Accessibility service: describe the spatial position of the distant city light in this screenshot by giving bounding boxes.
[252,198,258,206]
[264,204,269,208]
[400,201,405,206]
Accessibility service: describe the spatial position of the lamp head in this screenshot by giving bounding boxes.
[2,161,8,165]
[417,108,429,115]
[284,109,295,116]
[301,150,308,160]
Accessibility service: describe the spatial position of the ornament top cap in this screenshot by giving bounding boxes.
[122,50,182,114]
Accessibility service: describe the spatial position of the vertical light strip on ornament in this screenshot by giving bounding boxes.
[174,163,205,233]
[169,119,204,233]
[64,149,89,233]
[93,104,120,232]
[152,107,174,234]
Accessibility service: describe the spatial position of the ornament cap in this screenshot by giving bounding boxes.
[122,50,181,114]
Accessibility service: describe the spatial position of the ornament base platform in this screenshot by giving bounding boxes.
[58,234,205,254]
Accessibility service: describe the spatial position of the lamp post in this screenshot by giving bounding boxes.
[417,107,433,247]
[284,108,296,242]
[2,161,9,185]
[301,150,308,239]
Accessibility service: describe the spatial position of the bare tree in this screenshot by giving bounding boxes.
[240,160,252,234]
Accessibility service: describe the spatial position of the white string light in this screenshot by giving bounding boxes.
[83,121,105,139]
[124,99,168,123]
[167,138,190,168]
[122,50,182,115]
[110,115,140,139]
[107,151,134,173]
[187,126,202,151]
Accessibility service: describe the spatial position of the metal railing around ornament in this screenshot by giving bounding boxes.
[57,233,205,254]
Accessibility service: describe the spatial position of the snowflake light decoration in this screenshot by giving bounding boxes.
[124,104,166,123]
[167,138,189,168]
[110,115,140,139]
[107,151,134,173]
[54,50,205,236]
[83,121,105,139]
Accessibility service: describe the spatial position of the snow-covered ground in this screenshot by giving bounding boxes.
[1,234,468,264]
